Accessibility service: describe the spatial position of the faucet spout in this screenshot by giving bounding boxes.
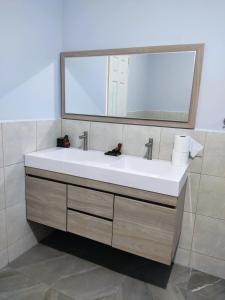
[79,131,88,151]
[145,138,153,160]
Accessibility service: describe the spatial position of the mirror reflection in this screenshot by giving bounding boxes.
[65,51,196,122]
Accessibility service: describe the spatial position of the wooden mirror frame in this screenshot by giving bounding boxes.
[61,44,204,129]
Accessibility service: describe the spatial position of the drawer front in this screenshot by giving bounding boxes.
[26,176,67,230]
[68,185,114,219]
[67,210,112,245]
[112,196,177,265]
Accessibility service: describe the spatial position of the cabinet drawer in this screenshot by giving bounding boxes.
[68,185,114,219]
[67,210,112,245]
[26,176,67,230]
[112,196,177,265]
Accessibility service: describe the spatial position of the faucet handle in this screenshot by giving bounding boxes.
[145,137,153,146]
[79,131,88,139]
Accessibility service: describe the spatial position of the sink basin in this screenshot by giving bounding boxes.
[25,147,188,197]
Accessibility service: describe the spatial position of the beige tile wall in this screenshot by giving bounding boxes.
[1,118,225,281]
[0,119,61,269]
[62,119,225,279]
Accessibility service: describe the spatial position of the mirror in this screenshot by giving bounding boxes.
[61,44,204,128]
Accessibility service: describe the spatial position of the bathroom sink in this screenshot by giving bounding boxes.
[25,147,188,196]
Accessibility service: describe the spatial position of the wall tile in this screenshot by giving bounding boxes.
[178,212,195,250]
[159,128,206,173]
[0,210,7,251]
[174,248,190,267]
[62,119,90,148]
[4,163,25,208]
[0,168,5,211]
[37,120,61,150]
[0,249,8,269]
[2,121,36,166]
[197,175,225,220]
[6,203,32,246]
[202,132,225,177]
[184,173,200,213]
[122,125,161,158]
[0,124,3,168]
[192,215,225,260]
[90,122,123,152]
[7,232,38,263]
[190,252,225,280]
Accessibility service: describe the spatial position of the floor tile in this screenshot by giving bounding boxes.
[9,244,65,270]
[186,269,225,300]
[53,267,125,300]
[18,253,99,286]
[0,267,37,297]
[1,238,225,300]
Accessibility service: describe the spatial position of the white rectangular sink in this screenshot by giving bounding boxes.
[25,147,188,197]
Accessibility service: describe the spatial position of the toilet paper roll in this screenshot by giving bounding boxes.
[173,135,190,153]
[172,150,189,166]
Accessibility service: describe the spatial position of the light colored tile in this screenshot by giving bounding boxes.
[190,252,225,280]
[174,248,190,267]
[37,120,61,150]
[0,248,8,269]
[6,203,32,246]
[2,121,36,166]
[0,124,3,167]
[159,128,206,173]
[7,232,38,263]
[197,175,225,220]
[62,119,90,148]
[178,212,195,250]
[4,163,25,208]
[0,168,5,211]
[122,125,161,158]
[0,209,7,251]
[90,122,123,152]
[184,173,200,213]
[202,132,225,177]
[192,215,225,260]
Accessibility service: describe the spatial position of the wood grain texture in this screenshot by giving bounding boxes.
[67,210,112,245]
[26,176,67,231]
[68,185,114,219]
[112,196,177,265]
[112,220,173,265]
[25,168,177,207]
[172,181,187,258]
[61,44,204,129]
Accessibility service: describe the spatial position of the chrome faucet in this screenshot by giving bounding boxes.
[145,138,153,160]
[79,131,88,151]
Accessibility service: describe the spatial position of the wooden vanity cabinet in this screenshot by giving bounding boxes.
[68,185,114,219]
[26,176,67,231]
[112,196,177,264]
[25,167,186,265]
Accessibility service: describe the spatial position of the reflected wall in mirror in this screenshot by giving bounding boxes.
[61,44,204,128]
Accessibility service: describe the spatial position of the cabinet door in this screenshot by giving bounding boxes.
[112,196,177,265]
[26,176,67,230]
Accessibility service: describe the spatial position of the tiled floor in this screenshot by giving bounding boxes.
[0,243,225,299]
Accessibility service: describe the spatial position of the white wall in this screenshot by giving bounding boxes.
[0,0,63,120]
[63,0,225,130]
